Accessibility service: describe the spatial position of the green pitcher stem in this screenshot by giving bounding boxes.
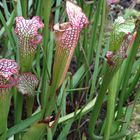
[26,96,34,117]
[14,91,23,140]
[41,85,57,119]
[45,88,56,117]
[104,71,119,140]
[19,52,34,72]
[0,90,11,140]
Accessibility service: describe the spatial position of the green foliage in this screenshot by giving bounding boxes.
[0,0,140,140]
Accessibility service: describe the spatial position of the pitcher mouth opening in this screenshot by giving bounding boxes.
[53,22,72,32]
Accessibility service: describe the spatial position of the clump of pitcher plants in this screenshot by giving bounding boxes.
[1,0,140,140]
